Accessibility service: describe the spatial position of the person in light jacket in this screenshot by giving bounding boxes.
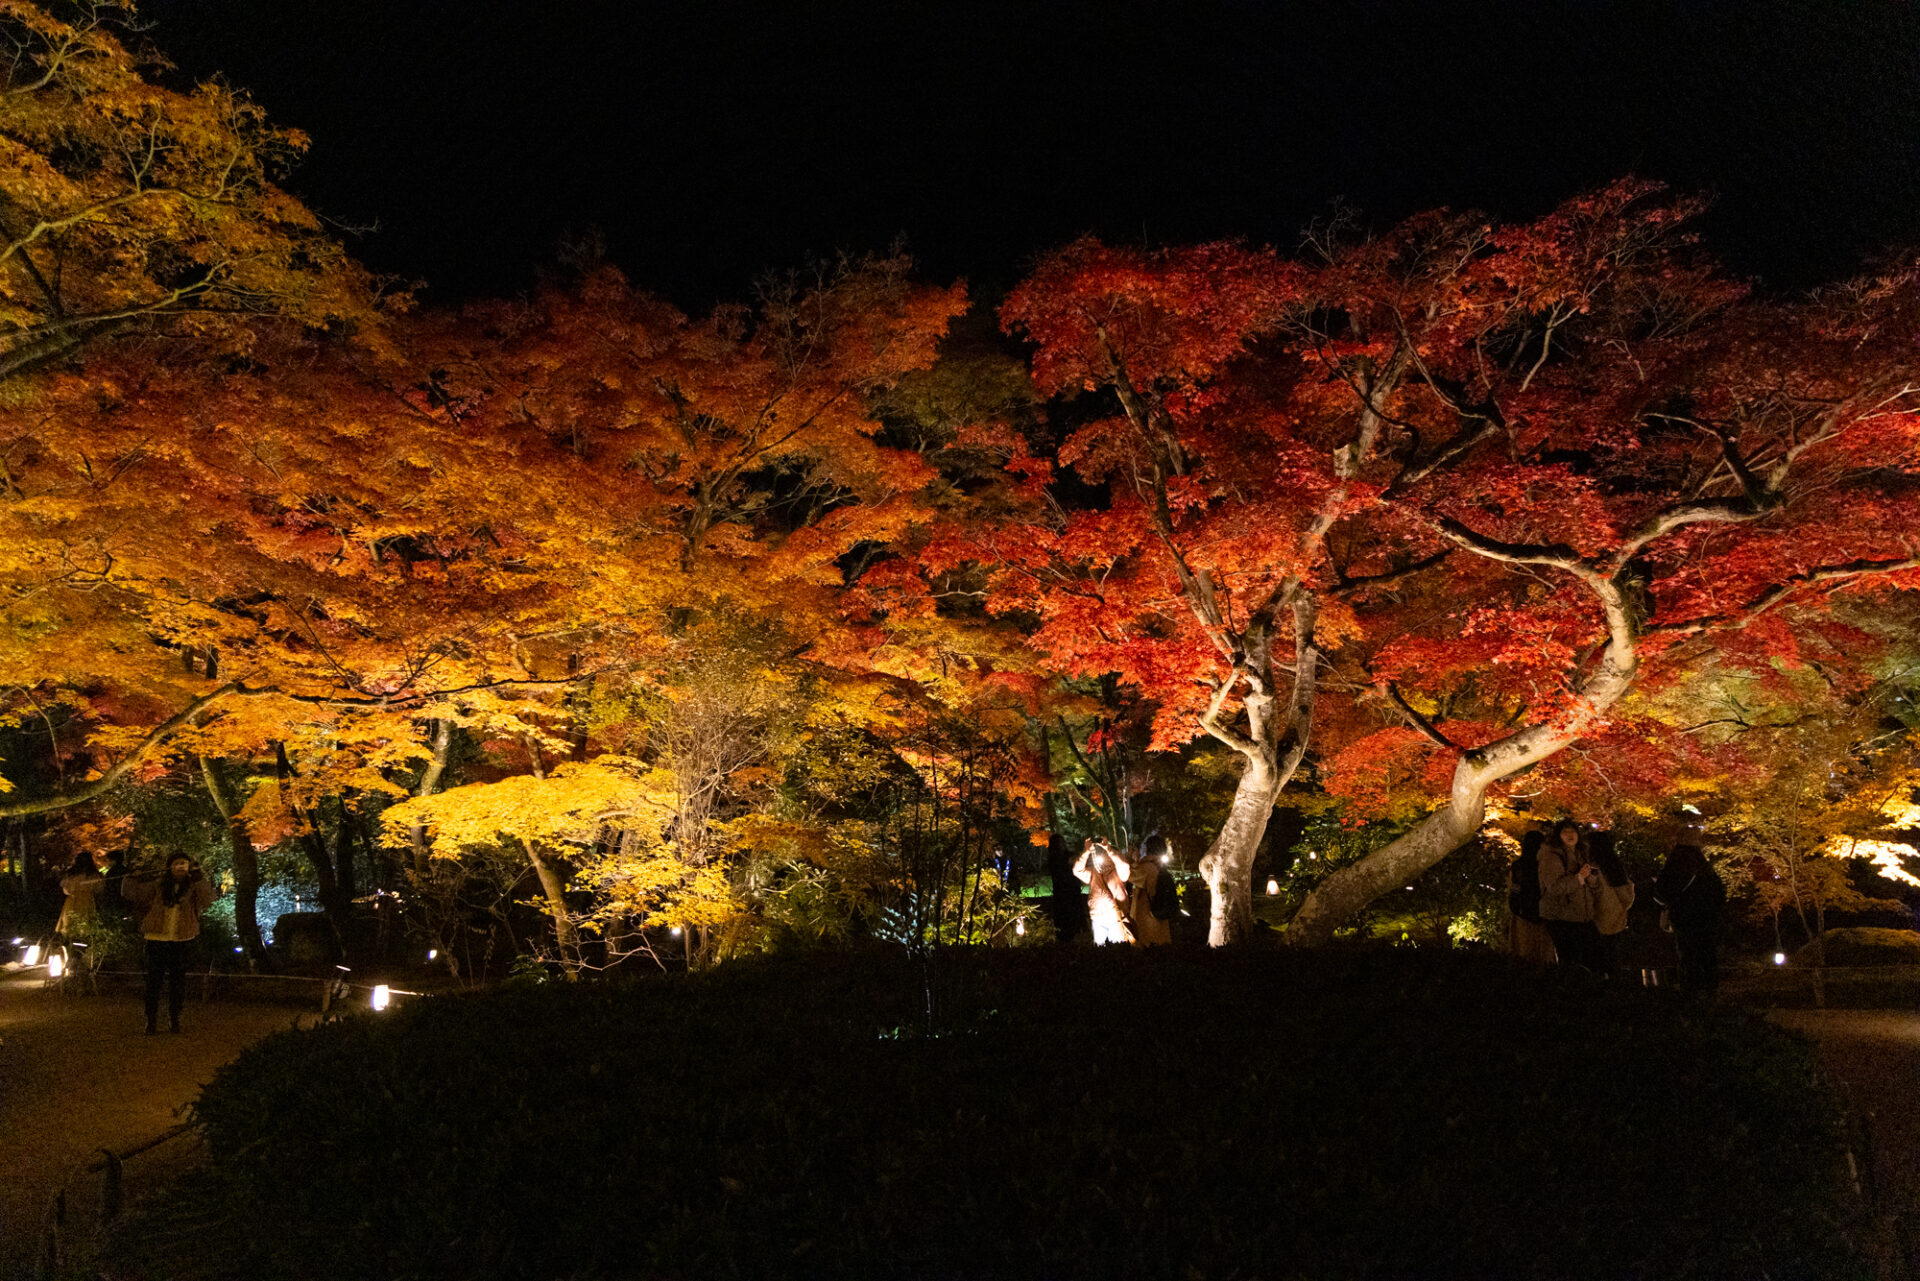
[55,848,118,938]
[1537,820,1600,972]
[124,853,217,1034]
[1073,840,1132,946]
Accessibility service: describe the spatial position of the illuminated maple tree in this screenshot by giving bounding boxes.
[994,182,1920,944]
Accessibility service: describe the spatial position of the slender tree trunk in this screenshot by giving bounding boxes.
[522,841,581,979]
[1813,899,1828,1009]
[409,719,454,879]
[274,742,350,956]
[197,756,270,970]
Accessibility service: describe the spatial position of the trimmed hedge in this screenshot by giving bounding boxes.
[147,949,1859,1280]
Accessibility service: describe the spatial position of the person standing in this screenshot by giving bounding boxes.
[1072,840,1133,946]
[1506,830,1556,965]
[1586,830,1634,978]
[1655,844,1724,995]
[55,848,118,939]
[1538,820,1601,972]
[124,853,216,1034]
[1127,835,1175,947]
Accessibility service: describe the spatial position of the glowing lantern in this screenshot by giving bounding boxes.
[22,943,40,966]
[1773,952,1787,966]
[1265,878,1280,896]
[1015,918,1027,936]
[46,951,64,979]
[371,984,392,1011]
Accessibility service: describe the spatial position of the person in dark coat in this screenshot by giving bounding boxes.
[1586,830,1634,978]
[1654,843,1725,994]
[1506,830,1556,964]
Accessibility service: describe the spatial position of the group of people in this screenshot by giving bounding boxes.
[1507,819,1726,992]
[53,848,218,1033]
[1072,833,1181,947]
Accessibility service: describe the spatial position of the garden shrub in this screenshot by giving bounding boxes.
[128,948,1860,1280]
[1793,927,1920,967]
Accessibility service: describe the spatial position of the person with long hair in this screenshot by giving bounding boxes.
[1538,820,1601,972]
[1127,833,1175,947]
[55,847,119,939]
[1586,830,1635,977]
[124,852,217,1034]
[1655,843,1725,994]
[1506,830,1556,965]
[1072,839,1133,946]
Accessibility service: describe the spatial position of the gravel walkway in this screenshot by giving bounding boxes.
[0,972,308,1281]
[1769,1008,1920,1280]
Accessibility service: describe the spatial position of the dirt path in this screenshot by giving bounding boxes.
[0,973,308,1281]
[1768,1009,1920,1280]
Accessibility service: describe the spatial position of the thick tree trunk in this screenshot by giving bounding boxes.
[523,840,581,980]
[197,756,270,971]
[1198,759,1278,945]
[1286,627,1639,947]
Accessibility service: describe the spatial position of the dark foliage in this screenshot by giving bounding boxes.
[138,950,1859,1280]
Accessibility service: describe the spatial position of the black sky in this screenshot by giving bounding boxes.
[144,0,1920,308]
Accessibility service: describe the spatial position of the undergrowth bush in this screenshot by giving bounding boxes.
[115,948,1859,1280]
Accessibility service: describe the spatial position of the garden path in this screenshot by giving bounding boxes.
[0,973,307,1281]
[1769,1008,1920,1281]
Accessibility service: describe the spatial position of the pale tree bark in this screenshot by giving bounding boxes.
[409,718,454,879]
[1096,331,1409,945]
[519,737,582,979]
[1286,608,1641,946]
[522,839,582,980]
[1284,460,1920,944]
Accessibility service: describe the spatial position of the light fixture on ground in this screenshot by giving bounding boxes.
[22,943,39,966]
[1774,952,1787,966]
[46,950,64,979]
[371,984,391,1011]
[1265,878,1279,896]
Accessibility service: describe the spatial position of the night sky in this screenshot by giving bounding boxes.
[144,0,1920,308]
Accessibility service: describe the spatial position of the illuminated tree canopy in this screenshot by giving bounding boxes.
[3,2,1917,964]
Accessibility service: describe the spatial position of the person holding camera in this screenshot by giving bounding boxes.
[124,853,217,1034]
[1538,819,1601,972]
[1072,839,1133,946]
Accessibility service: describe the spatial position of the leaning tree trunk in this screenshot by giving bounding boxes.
[522,840,582,980]
[198,756,270,970]
[1286,621,1640,947]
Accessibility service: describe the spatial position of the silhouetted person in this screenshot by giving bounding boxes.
[1045,831,1089,941]
[1506,830,1556,965]
[1587,830,1634,978]
[1127,834,1176,947]
[1655,843,1724,994]
[125,854,216,1033]
[1539,820,1600,972]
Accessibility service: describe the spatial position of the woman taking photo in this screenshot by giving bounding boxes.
[124,853,217,1034]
